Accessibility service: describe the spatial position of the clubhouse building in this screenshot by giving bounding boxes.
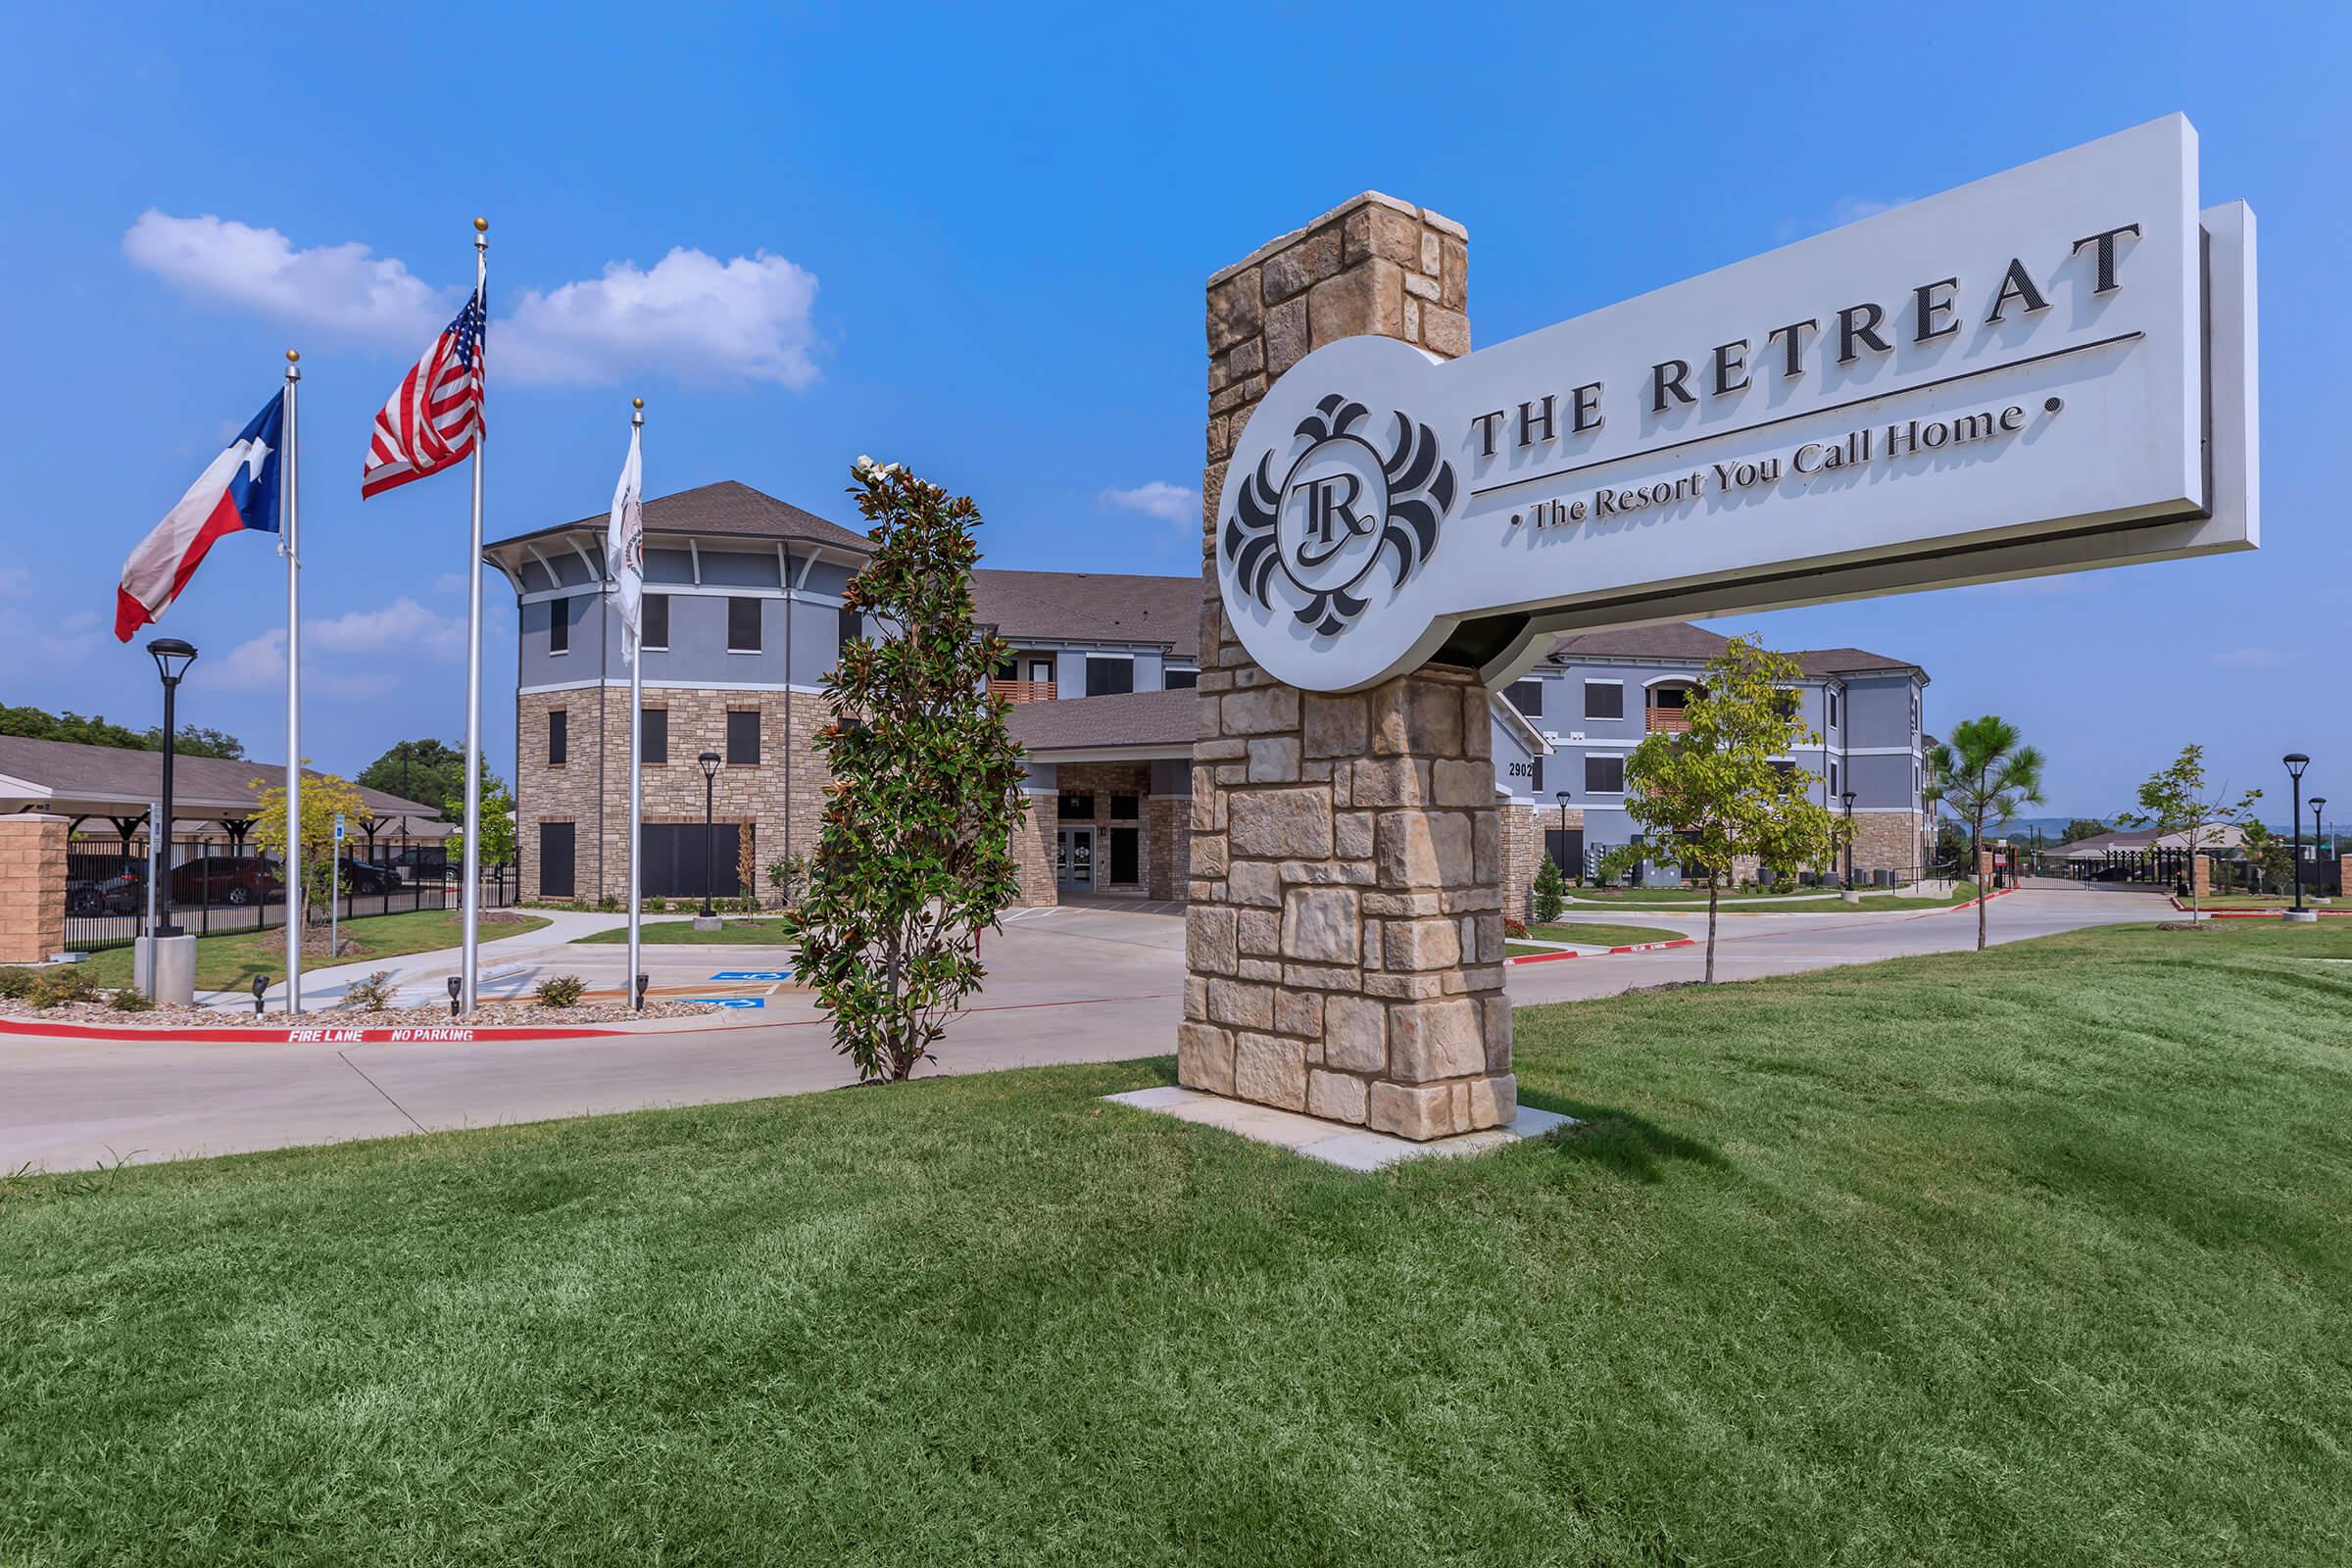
[487,481,1925,912]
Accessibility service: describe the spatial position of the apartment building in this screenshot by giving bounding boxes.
[1499,622,1934,885]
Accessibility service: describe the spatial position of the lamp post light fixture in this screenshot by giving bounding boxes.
[145,638,198,936]
[1840,790,1857,888]
[699,751,722,918]
[2284,754,2311,916]
[447,974,463,1018]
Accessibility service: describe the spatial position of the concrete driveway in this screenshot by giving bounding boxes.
[0,890,2164,1172]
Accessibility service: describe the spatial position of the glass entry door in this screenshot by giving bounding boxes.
[1057,827,1095,892]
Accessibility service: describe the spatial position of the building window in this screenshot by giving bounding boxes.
[1506,678,1543,716]
[1830,760,1840,798]
[1769,760,1796,779]
[1109,794,1140,820]
[839,605,861,652]
[538,821,575,899]
[1165,666,1199,690]
[1585,756,1625,794]
[643,708,668,765]
[726,709,760,764]
[1086,657,1134,697]
[642,593,669,651]
[726,596,761,653]
[994,657,1017,681]
[1029,659,1054,683]
[1773,690,1798,720]
[548,709,568,766]
[1827,688,1840,730]
[1911,686,1922,738]
[1584,681,1623,720]
[1532,757,1545,795]
[548,598,569,655]
[1057,793,1095,819]
[1652,685,1690,709]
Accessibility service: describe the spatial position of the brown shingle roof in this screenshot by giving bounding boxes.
[1005,690,1198,755]
[489,479,872,556]
[1547,623,1925,681]
[0,735,443,821]
[974,569,1200,657]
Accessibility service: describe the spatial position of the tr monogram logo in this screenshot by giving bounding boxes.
[1222,393,1457,638]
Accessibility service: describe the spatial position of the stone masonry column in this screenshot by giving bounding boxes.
[0,814,69,964]
[1181,194,1515,1141]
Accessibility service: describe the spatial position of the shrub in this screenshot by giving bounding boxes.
[341,969,397,1011]
[598,894,619,913]
[31,967,99,1009]
[642,895,666,913]
[1533,855,1567,923]
[0,967,35,1001]
[534,974,587,1008]
[1503,916,1528,939]
[108,987,156,1013]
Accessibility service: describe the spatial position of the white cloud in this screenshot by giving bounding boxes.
[123,211,450,343]
[208,597,464,693]
[501,248,821,388]
[124,214,822,388]
[0,566,30,596]
[2210,646,2290,668]
[1100,481,1201,527]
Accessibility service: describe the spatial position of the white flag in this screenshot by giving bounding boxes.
[607,420,644,661]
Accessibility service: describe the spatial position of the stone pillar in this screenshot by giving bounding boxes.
[1500,804,1537,921]
[2337,854,2349,898]
[0,814,68,963]
[2191,853,2213,900]
[1184,194,1514,1141]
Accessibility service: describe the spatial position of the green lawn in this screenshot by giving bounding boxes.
[76,909,551,993]
[5,921,2348,1564]
[1572,882,1983,912]
[1566,883,1827,903]
[574,915,798,945]
[2187,894,2341,911]
[1521,920,1690,948]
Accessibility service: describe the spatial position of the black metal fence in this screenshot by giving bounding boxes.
[2027,849,2342,896]
[60,831,515,956]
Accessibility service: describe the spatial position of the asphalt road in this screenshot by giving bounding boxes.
[0,889,2169,1172]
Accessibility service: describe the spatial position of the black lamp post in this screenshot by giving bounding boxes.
[2285,754,2310,914]
[698,751,722,917]
[1840,790,1857,887]
[2313,797,2328,895]
[1552,789,1572,881]
[146,638,198,936]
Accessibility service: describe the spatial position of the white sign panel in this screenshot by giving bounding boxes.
[1215,116,2257,692]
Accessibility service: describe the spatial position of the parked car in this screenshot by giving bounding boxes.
[65,863,145,916]
[384,846,453,884]
[337,857,401,896]
[169,856,281,907]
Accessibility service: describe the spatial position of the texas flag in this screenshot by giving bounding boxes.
[115,392,285,642]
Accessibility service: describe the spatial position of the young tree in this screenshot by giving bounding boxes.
[787,458,1028,1083]
[1532,853,1567,923]
[442,764,516,874]
[2059,817,2111,845]
[1923,716,2046,952]
[249,768,366,931]
[2122,743,2259,922]
[2237,818,2293,896]
[1617,636,1844,981]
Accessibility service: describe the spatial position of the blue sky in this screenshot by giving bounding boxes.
[5,1,2345,821]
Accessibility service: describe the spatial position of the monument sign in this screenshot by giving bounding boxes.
[1216,116,2256,693]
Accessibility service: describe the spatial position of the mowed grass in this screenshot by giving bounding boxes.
[5,923,2349,1565]
[1522,921,1690,947]
[1568,881,1982,910]
[76,909,551,992]
[574,915,799,945]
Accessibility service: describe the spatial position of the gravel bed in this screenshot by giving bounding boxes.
[0,998,718,1030]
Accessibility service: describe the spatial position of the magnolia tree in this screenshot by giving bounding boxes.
[249,768,365,931]
[2123,743,2259,922]
[789,458,1027,1083]
[1923,715,2045,952]
[1609,636,1843,982]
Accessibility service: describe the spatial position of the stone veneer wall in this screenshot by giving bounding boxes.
[517,686,828,904]
[1183,193,1514,1142]
[1848,808,1933,878]
[1010,801,1056,906]
[1146,796,1190,903]
[0,814,67,963]
[1500,804,1536,920]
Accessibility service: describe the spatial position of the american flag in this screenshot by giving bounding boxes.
[361,285,486,498]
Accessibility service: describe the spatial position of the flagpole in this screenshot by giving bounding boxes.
[281,348,304,1013]
[626,398,644,1007]
[459,216,488,1012]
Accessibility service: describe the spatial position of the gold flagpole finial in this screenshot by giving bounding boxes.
[632,397,643,411]
[472,216,488,233]
[285,348,300,364]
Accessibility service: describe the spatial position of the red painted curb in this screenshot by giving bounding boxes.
[1507,937,1697,965]
[1948,887,2016,911]
[0,1016,636,1044]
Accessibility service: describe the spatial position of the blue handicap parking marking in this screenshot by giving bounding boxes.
[687,996,766,1009]
[709,971,790,982]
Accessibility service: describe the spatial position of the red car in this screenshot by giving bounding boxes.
[169,856,282,907]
